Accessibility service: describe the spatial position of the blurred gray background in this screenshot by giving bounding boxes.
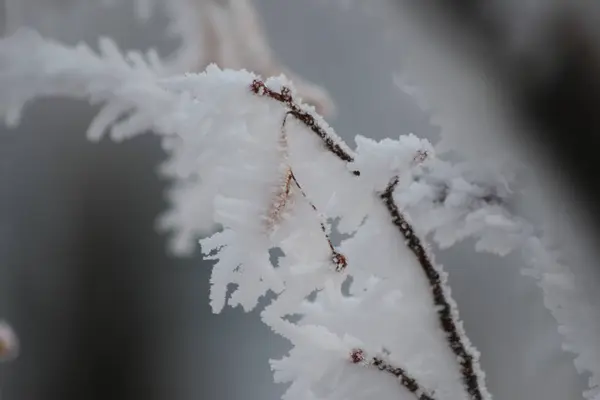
[0,0,590,399]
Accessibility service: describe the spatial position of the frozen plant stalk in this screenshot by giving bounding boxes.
[0,28,494,399]
[0,2,597,399]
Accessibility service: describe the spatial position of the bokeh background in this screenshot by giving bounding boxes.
[0,1,595,399]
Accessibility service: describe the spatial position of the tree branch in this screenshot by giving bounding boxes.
[251,78,488,400]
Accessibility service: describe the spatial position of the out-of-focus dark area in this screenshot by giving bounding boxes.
[0,1,599,399]
[397,0,600,238]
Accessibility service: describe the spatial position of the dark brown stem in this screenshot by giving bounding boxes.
[251,78,488,399]
[250,80,359,173]
[350,349,435,400]
[381,177,484,400]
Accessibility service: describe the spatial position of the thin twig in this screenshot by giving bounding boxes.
[270,110,347,272]
[350,348,435,400]
[251,79,488,400]
[288,170,347,272]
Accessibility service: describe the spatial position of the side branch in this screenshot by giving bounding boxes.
[350,348,435,400]
[250,79,488,400]
[272,112,348,272]
[250,79,359,174]
[289,169,347,272]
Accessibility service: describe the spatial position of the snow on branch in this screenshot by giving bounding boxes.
[0,27,498,400]
[248,79,489,399]
[3,3,593,398]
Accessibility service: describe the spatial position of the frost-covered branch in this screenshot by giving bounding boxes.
[2,2,591,398]
[7,20,587,400]
[11,10,594,397]
[0,28,495,400]
[249,78,489,400]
